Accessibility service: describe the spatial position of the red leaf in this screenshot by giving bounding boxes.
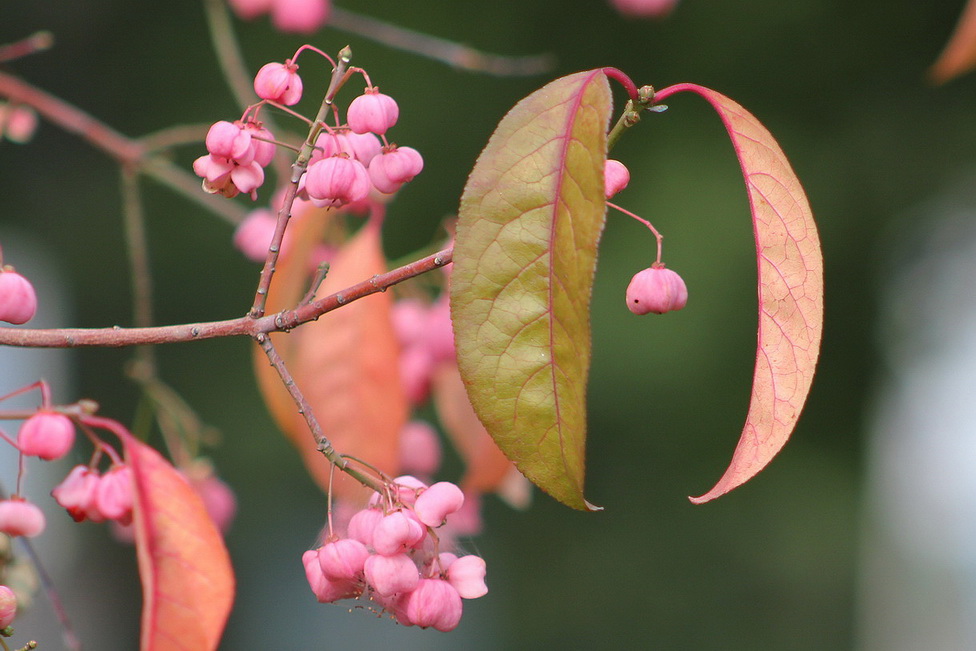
[122,434,234,650]
[654,84,824,504]
[931,0,976,83]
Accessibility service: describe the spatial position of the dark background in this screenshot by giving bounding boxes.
[2,0,974,647]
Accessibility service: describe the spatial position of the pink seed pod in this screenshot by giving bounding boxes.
[367,146,423,194]
[227,0,273,20]
[625,266,688,315]
[254,61,303,106]
[271,0,331,33]
[372,510,426,556]
[243,123,276,168]
[399,420,442,478]
[337,131,382,165]
[304,156,371,208]
[392,299,430,347]
[52,465,101,522]
[318,538,369,581]
[609,0,679,18]
[364,552,420,596]
[447,555,488,599]
[0,499,45,537]
[406,578,463,632]
[18,411,75,461]
[414,482,464,528]
[0,585,16,629]
[205,121,253,162]
[0,270,37,325]
[302,549,361,603]
[3,106,38,144]
[424,296,456,365]
[188,470,237,534]
[390,475,428,506]
[96,465,134,524]
[233,210,277,262]
[346,89,399,135]
[604,159,630,198]
[347,506,383,548]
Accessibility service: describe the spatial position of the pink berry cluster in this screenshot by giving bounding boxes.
[303,476,486,631]
[603,159,689,315]
[0,245,38,325]
[194,119,275,200]
[227,0,331,34]
[392,296,455,405]
[52,464,134,524]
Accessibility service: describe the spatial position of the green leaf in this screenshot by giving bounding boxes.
[451,70,612,511]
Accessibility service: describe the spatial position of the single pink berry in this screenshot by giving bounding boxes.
[413,482,464,528]
[609,0,679,18]
[271,0,331,33]
[0,270,37,325]
[390,475,428,507]
[0,499,45,537]
[302,549,361,603]
[18,411,75,461]
[227,0,273,20]
[318,538,369,582]
[604,159,630,198]
[243,122,276,168]
[304,155,371,208]
[254,61,303,106]
[367,146,423,194]
[3,105,38,144]
[0,586,16,628]
[372,510,425,556]
[446,555,488,598]
[346,88,399,135]
[364,552,420,596]
[233,210,278,262]
[189,473,237,534]
[96,465,134,524]
[406,578,463,632]
[52,465,101,522]
[347,507,383,549]
[337,131,382,165]
[205,121,253,162]
[626,266,688,315]
[399,421,442,477]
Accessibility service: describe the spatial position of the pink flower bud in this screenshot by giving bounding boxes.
[318,538,369,581]
[446,555,487,598]
[347,507,382,548]
[364,552,419,596]
[609,0,679,18]
[302,549,361,603]
[254,62,303,106]
[414,482,464,528]
[205,121,252,162]
[0,586,16,628]
[604,159,630,198]
[271,0,331,33]
[96,466,134,524]
[18,412,75,461]
[399,421,442,477]
[304,156,371,208]
[625,266,688,315]
[52,465,101,522]
[372,510,425,556]
[0,270,37,325]
[406,578,463,632]
[367,146,423,194]
[346,89,399,135]
[0,499,45,537]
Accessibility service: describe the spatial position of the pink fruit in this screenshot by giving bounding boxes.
[18,411,75,461]
[625,266,688,315]
[0,499,45,537]
[254,61,303,106]
[0,270,37,325]
[604,159,630,198]
[0,585,16,628]
[346,89,399,135]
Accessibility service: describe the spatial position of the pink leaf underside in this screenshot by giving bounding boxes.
[450,69,612,511]
[123,434,234,651]
[931,0,976,83]
[655,83,824,503]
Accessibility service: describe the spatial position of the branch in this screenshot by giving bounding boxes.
[0,248,453,348]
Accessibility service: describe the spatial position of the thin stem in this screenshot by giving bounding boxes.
[0,247,453,347]
[0,31,53,64]
[608,201,663,264]
[328,7,555,77]
[606,85,659,152]
[120,170,155,332]
[255,334,384,494]
[201,0,255,111]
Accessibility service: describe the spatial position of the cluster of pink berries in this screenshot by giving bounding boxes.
[304,476,486,631]
[228,0,331,34]
[0,246,38,325]
[193,119,275,200]
[604,158,689,315]
[51,464,134,525]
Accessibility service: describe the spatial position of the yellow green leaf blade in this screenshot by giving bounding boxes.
[451,69,612,511]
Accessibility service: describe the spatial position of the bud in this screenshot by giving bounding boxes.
[0,270,38,325]
[253,61,303,106]
[346,89,399,135]
[625,266,688,315]
[18,411,75,461]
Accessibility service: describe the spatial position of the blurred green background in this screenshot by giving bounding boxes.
[2,0,975,648]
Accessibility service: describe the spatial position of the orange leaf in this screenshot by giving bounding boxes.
[931,0,976,83]
[278,220,407,500]
[655,84,824,504]
[123,435,234,650]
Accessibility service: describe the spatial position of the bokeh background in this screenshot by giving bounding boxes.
[3,0,976,648]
